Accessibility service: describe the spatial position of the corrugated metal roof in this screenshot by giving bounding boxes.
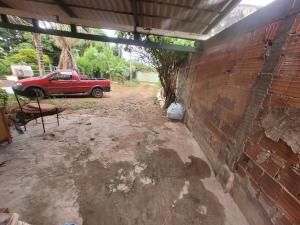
[0,0,241,40]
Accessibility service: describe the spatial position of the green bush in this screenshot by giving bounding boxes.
[8,48,50,69]
[10,42,35,54]
[0,58,11,76]
[9,48,37,64]
[77,44,129,80]
[0,89,8,106]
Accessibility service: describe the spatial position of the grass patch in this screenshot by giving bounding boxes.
[0,92,29,112]
[44,97,102,111]
[122,79,141,87]
[1,91,101,112]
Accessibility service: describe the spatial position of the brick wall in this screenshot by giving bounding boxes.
[177,0,300,224]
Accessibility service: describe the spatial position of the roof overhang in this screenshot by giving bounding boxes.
[0,0,241,52]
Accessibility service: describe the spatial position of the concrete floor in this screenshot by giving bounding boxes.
[0,85,249,225]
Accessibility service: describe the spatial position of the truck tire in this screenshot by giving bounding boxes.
[27,87,45,98]
[91,87,103,98]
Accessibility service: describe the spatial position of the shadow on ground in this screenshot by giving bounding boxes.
[75,147,225,225]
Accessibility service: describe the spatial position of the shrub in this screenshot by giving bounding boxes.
[0,58,11,76]
[9,48,37,64]
[10,43,35,54]
[77,45,129,80]
[8,48,50,70]
[0,89,8,106]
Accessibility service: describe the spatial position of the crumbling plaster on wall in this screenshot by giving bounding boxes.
[261,108,300,154]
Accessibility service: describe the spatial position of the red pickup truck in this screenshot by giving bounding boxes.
[13,69,111,98]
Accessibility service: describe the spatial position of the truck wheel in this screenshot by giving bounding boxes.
[91,88,103,98]
[28,87,45,98]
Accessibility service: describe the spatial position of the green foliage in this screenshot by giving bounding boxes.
[118,32,192,107]
[0,28,60,65]
[0,47,7,57]
[0,58,11,76]
[77,44,129,80]
[11,42,35,53]
[144,36,191,107]
[0,89,8,106]
[134,61,156,72]
[41,34,60,65]
[0,28,28,52]
[8,48,50,68]
[2,93,28,111]
[9,48,37,64]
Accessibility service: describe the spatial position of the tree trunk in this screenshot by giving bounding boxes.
[56,37,77,69]
[33,33,45,76]
[158,67,178,108]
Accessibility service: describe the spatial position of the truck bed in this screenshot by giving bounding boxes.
[81,78,107,80]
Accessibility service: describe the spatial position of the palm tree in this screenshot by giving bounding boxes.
[33,33,45,76]
[54,36,77,69]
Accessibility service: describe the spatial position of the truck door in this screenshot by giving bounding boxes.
[47,71,80,94]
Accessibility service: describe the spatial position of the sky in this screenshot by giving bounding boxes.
[102,29,117,37]
[240,0,276,6]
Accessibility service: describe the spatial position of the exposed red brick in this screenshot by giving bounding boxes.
[246,160,264,185]
[271,213,294,225]
[277,191,300,224]
[245,144,263,160]
[261,157,281,178]
[259,191,277,218]
[259,136,297,166]
[178,10,299,225]
[237,163,247,177]
[278,167,300,199]
[270,94,289,107]
[259,173,283,201]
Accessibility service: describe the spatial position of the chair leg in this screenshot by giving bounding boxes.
[14,92,26,131]
[36,97,45,133]
[56,108,59,126]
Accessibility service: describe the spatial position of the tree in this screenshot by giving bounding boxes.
[0,28,28,52]
[40,34,60,66]
[33,33,45,76]
[54,36,77,69]
[146,37,191,107]
[9,48,50,71]
[119,33,193,107]
[77,43,129,80]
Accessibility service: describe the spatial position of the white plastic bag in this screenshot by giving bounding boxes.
[167,102,184,120]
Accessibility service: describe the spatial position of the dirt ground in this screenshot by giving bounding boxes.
[0,83,249,225]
